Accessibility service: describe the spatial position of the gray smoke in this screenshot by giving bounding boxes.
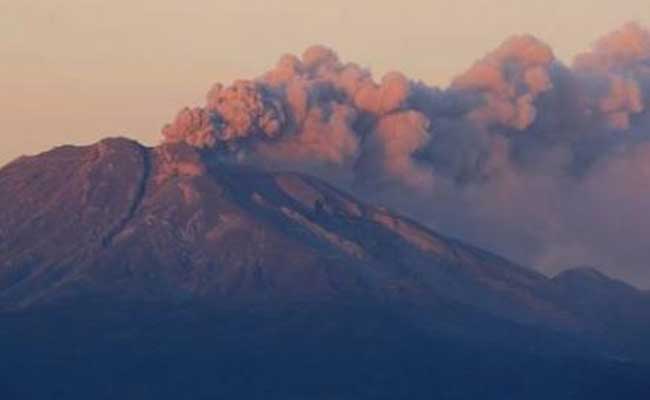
[162,23,650,287]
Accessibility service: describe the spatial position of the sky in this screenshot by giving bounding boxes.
[1,0,649,166]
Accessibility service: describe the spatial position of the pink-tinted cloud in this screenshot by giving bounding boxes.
[160,24,650,286]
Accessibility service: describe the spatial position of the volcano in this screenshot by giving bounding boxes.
[1,138,650,399]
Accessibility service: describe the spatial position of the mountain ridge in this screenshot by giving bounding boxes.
[0,139,564,311]
[2,138,648,325]
[2,137,650,399]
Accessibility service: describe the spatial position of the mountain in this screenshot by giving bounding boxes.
[1,138,650,399]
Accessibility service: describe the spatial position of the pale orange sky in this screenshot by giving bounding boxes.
[1,0,649,166]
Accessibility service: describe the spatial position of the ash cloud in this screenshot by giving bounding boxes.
[162,23,650,287]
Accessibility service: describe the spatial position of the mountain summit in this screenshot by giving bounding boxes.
[1,138,650,399]
[0,139,554,312]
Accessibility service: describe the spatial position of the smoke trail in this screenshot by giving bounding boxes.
[162,23,650,286]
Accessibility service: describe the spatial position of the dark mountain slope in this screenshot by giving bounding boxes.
[1,138,650,399]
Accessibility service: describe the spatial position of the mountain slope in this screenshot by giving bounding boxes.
[1,138,650,399]
[0,138,569,323]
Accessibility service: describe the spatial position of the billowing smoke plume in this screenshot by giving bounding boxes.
[452,34,555,130]
[162,23,650,287]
